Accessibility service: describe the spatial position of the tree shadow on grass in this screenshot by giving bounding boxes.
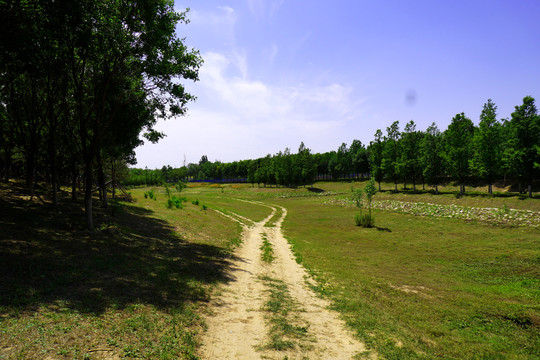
[0,184,236,316]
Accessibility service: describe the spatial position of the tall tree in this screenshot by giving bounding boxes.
[420,123,444,194]
[506,96,540,198]
[382,121,400,191]
[369,129,385,191]
[350,139,369,178]
[399,120,422,191]
[470,99,502,195]
[444,113,475,196]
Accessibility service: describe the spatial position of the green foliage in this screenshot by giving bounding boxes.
[470,99,503,193]
[201,204,208,211]
[419,123,443,193]
[144,190,157,200]
[353,178,378,228]
[167,196,186,209]
[176,180,187,192]
[444,113,475,195]
[192,199,199,205]
[355,213,375,228]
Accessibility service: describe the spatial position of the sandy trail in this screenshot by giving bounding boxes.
[200,201,368,359]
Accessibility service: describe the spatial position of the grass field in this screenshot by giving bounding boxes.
[0,183,244,359]
[1,180,539,359]
[183,181,540,359]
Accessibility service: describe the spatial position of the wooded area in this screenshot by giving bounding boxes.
[1,1,539,232]
[0,0,202,229]
[126,97,540,196]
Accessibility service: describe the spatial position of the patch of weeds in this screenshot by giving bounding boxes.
[201,204,208,211]
[260,233,275,263]
[259,276,312,352]
[192,199,199,205]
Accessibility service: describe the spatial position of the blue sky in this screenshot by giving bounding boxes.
[135,0,540,168]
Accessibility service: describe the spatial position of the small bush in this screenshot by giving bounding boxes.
[202,204,208,211]
[355,213,375,228]
[192,199,199,205]
[144,189,157,200]
[167,195,186,209]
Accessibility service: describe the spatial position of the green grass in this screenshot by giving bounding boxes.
[277,194,540,359]
[264,206,283,227]
[258,276,311,352]
[2,180,539,359]
[180,184,273,222]
[260,233,275,263]
[0,182,242,359]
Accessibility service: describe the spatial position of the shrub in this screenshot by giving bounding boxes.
[202,204,208,211]
[192,199,199,205]
[167,195,186,209]
[355,213,375,228]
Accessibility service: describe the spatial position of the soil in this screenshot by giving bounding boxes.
[200,200,370,359]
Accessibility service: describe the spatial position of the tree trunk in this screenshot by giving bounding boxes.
[71,160,78,201]
[97,152,108,208]
[26,149,36,198]
[3,146,12,182]
[378,181,381,191]
[435,184,439,195]
[84,158,94,231]
[528,184,532,198]
[394,181,397,192]
[488,184,493,196]
[49,136,58,206]
[111,159,116,199]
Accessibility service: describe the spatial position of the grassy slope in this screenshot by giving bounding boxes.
[273,183,540,359]
[0,183,242,359]
[2,180,539,359]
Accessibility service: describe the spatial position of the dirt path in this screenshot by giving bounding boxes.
[200,201,369,359]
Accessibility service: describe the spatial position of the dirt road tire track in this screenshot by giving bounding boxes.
[200,200,369,359]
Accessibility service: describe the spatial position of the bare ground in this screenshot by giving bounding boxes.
[200,200,370,359]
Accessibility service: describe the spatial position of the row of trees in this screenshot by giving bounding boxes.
[369,97,539,197]
[127,97,540,197]
[0,0,201,229]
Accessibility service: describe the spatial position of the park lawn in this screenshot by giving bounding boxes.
[0,183,242,359]
[277,194,540,359]
[180,184,274,222]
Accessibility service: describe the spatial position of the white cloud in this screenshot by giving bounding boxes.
[189,6,237,45]
[135,50,367,167]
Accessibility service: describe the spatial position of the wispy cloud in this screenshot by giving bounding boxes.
[189,6,237,45]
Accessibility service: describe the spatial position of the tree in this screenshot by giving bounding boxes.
[399,120,423,191]
[382,121,400,191]
[505,96,540,198]
[350,139,369,178]
[352,177,377,228]
[420,123,444,194]
[470,99,502,195]
[444,113,475,196]
[369,129,385,190]
[297,142,317,187]
[1,0,202,229]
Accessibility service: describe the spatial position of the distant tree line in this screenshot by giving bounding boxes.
[0,0,202,229]
[127,97,540,197]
